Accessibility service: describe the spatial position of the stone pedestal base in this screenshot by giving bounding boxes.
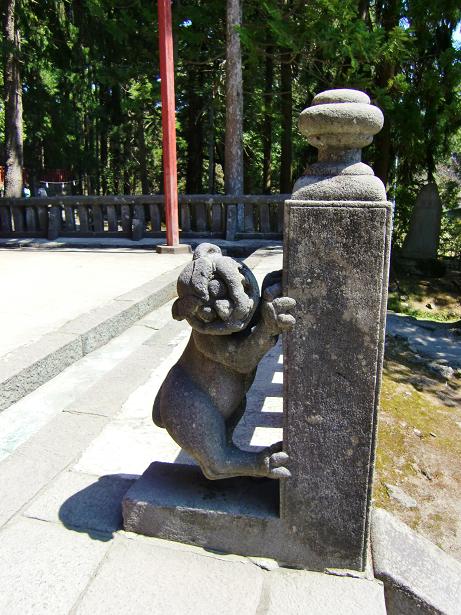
[155,244,192,254]
[122,462,352,571]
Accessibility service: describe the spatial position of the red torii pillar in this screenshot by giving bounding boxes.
[156,0,190,254]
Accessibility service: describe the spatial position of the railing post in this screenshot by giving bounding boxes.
[48,204,62,240]
[282,89,392,569]
[0,206,12,233]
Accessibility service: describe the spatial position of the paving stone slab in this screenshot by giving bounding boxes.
[75,532,264,615]
[24,470,134,537]
[0,517,109,615]
[0,411,107,527]
[264,568,387,615]
[372,508,461,615]
[61,338,184,419]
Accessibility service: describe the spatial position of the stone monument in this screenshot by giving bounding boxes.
[152,242,295,480]
[401,182,442,260]
[123,88,392,572]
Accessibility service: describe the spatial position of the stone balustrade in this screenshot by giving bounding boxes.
[0,193,288,241]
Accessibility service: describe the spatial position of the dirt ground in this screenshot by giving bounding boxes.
[388,271,461,322]
[374,334,461,562]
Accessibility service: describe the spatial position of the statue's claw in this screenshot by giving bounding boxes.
[269,466,291,478]
[263,444,291,479]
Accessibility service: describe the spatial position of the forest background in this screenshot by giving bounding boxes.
[1,0,461,254]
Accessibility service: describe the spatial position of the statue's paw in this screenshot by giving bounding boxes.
[265,447,291,479]
[262,296,296,333]
[268,452,291,478]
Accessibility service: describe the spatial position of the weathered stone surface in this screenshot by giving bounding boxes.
[123,462,343,570]
[0,517,108,615]
[24,470,134,536]
[153,243,295,480]
[155,243,193,254]
[264,567,387,615]
[281,89,392,570]
[371,508,461,615]
[293,88,386,202]
[47,204,61,239]
[131,217,144,240]
[401,183,442,260]
[60,265,184,355]
[126,89,390,572]
[75,532,264,615]
[386,313,461,370]
[282,201,391,570]
[0,332,83,411]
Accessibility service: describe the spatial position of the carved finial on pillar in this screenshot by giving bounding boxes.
[292,88,386,202]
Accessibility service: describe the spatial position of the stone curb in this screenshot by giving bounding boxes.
[0,237,282,256]
[371,508,461,615]
[0,264,185,412]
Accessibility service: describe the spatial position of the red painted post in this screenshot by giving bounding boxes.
[158,0,179,246]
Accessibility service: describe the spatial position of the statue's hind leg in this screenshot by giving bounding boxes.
[158,367,289,480]
[225,399,246,446]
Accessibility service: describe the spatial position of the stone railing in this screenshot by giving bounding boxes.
[0,194,287,241]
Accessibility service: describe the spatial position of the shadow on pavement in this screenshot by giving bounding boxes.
[59,474,136,542]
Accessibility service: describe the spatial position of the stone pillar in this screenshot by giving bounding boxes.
[401,183,442,260]
[282,89,392,570]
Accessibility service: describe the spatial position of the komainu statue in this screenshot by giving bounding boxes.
[153,243,295,480]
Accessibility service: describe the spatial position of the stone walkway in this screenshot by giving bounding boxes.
[386,313,461,370]
[0,248,387,614]
[0,247,191,358]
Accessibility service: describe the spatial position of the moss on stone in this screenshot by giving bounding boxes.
[373,339,461,559]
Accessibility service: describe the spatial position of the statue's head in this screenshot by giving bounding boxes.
[172,243,259,335]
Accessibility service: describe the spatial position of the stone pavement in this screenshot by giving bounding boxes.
[0,246,191,358]
[386,312,461,370]
[0,247,387,614]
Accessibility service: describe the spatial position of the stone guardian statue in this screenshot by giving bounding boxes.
[152,243,295,480]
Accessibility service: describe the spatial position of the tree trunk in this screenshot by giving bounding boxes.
[99,88,109,194]
[123,129,132,195]
[279,48,293,194]
[262,43,273,194]
[207,90,215,193]
[3,0,23,198]
[373,0,399,188]
[358,0,371,25]
[225,0,244,238]
[186,70,204,194]
[137,111,150,195]
[110,84,122,194]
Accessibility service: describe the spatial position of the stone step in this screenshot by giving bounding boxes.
[0,306,190,529]
[0,263,186,411]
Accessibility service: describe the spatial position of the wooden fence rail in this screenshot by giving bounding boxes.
[0,194,289,241]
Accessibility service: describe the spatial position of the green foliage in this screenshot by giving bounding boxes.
[1,0,460,255]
